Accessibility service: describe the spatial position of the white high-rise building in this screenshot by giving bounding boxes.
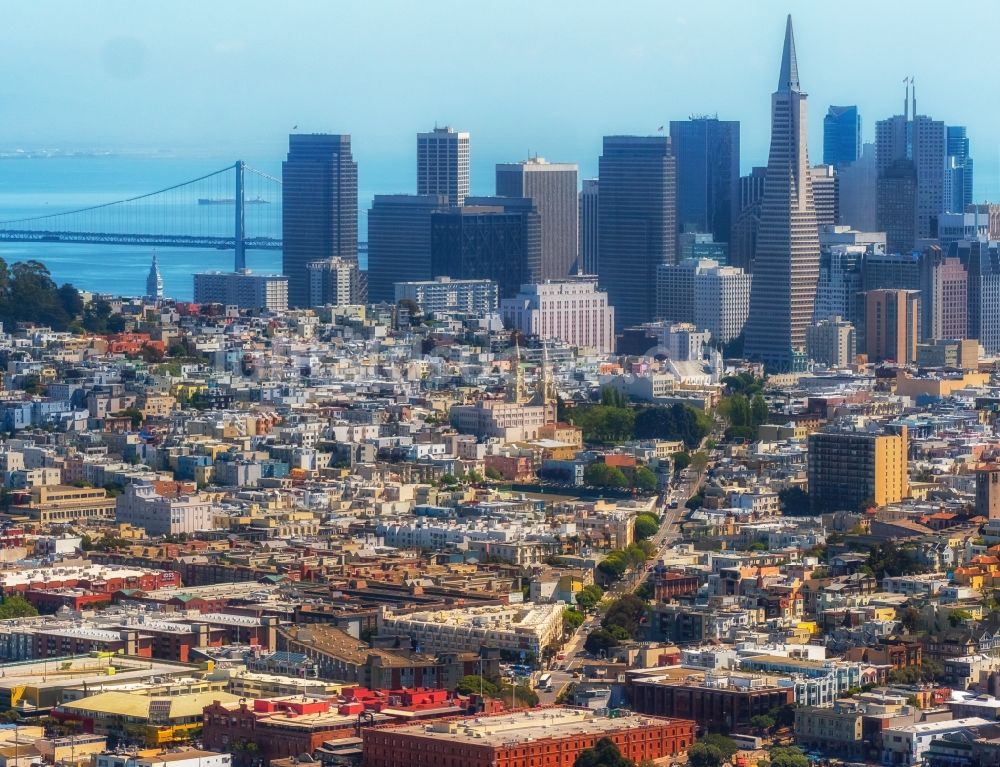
[307,258,364,307]
[501,277,615,353]
[418,127,470,206]
[193,271,288,312]
[693,264,752,343]
[655,258,720,323]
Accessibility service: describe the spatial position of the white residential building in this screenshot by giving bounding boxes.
[115,481,217,537]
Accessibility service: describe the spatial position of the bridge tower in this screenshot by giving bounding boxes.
[234,160,246,273]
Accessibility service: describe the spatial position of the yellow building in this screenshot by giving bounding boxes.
[56,690,241,746]
[10,485,117,523]
[807,425,908,512]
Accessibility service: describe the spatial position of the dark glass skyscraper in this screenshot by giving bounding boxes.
[744,16,820,372]
[597,136,676,330]
[823,105,861,167]
[367,194,449,303]
[282,134,357,307]
[947,125,973,213]
[430,197,541,298]
[669,118,739,247]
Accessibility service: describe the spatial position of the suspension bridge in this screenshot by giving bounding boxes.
[0,161,282,272]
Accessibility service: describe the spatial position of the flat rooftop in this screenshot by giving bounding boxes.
[388,707,684,747]
[0,656,193,692]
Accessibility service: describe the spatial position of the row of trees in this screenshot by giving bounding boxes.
[584,593,647,654]
[718,391,768,441]
[633,513,659,540]
[596,540,653,583]
[566,389,711,448]
[583,462,658,491]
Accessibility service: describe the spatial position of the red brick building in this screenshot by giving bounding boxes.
[627,673,793,731]
[362,707,694,767]
[204,691,469,766]
[652,569,701,601]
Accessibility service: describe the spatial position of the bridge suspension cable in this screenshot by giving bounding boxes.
[0,161,283,269]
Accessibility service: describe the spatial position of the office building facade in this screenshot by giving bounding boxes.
[808,425,909,513]
[307,258,365,307]
[394,277,498,316]
[282,134,357,307]
[367,194,449,303]
[598,135,676,330]
[693,264,752,343]
[920,247,968,341]
[193,272,289,313]
[838,143,877,231]
[430,198,541,298]
[807,317,856,368]
[501,278,615,353]
[955,238,1000,353]
[656,257,720,324]
[579,179,599,275]
[823,105,861,167]
[875,89,946,251]
[417,127,470,206]
[731,166,767,271]
[496,158,579,279]
[810,165,839,227]
[670,117,740,247]
[946,125,973,215]
[744,17,821,372]
[864,289,919,364]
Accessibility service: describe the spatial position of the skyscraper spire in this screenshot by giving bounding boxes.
[744,16,820,372]
[778,15,800,93]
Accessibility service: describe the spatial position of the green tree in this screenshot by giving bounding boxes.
[701,734,738,761]
[634,513,659,540]
[563,607,585,632]
[687,743,724,767]
[0,595,39,619]
[485,467,502,481]
[672,451,691,472]
[602,594,647,638]
[948,609,973,627]
[576,584,604,610]
[750,714,776,732]
[575,737,636,767]
[584,628,620,655]
[631,466,658,492]
[455,675,498,697]
[600,386,630,408]
[585,462,629,488]
[769,747,809,767]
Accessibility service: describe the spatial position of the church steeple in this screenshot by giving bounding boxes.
[778,15,800,93]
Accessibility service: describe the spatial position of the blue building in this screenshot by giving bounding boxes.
[823,105,861,167]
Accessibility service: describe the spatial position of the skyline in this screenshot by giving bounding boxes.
[5,1,1000,199]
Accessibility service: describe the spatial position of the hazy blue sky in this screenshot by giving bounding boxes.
[4,0,1000,196]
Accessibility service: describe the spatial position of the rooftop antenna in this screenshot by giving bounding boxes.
[903,76,910,121]
[912,76,917,118]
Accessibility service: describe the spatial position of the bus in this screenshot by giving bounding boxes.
[537,673,553,691]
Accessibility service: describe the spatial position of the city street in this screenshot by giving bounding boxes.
[538,452,714,704]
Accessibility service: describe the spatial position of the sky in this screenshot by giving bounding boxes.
[4,0,1000,197]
